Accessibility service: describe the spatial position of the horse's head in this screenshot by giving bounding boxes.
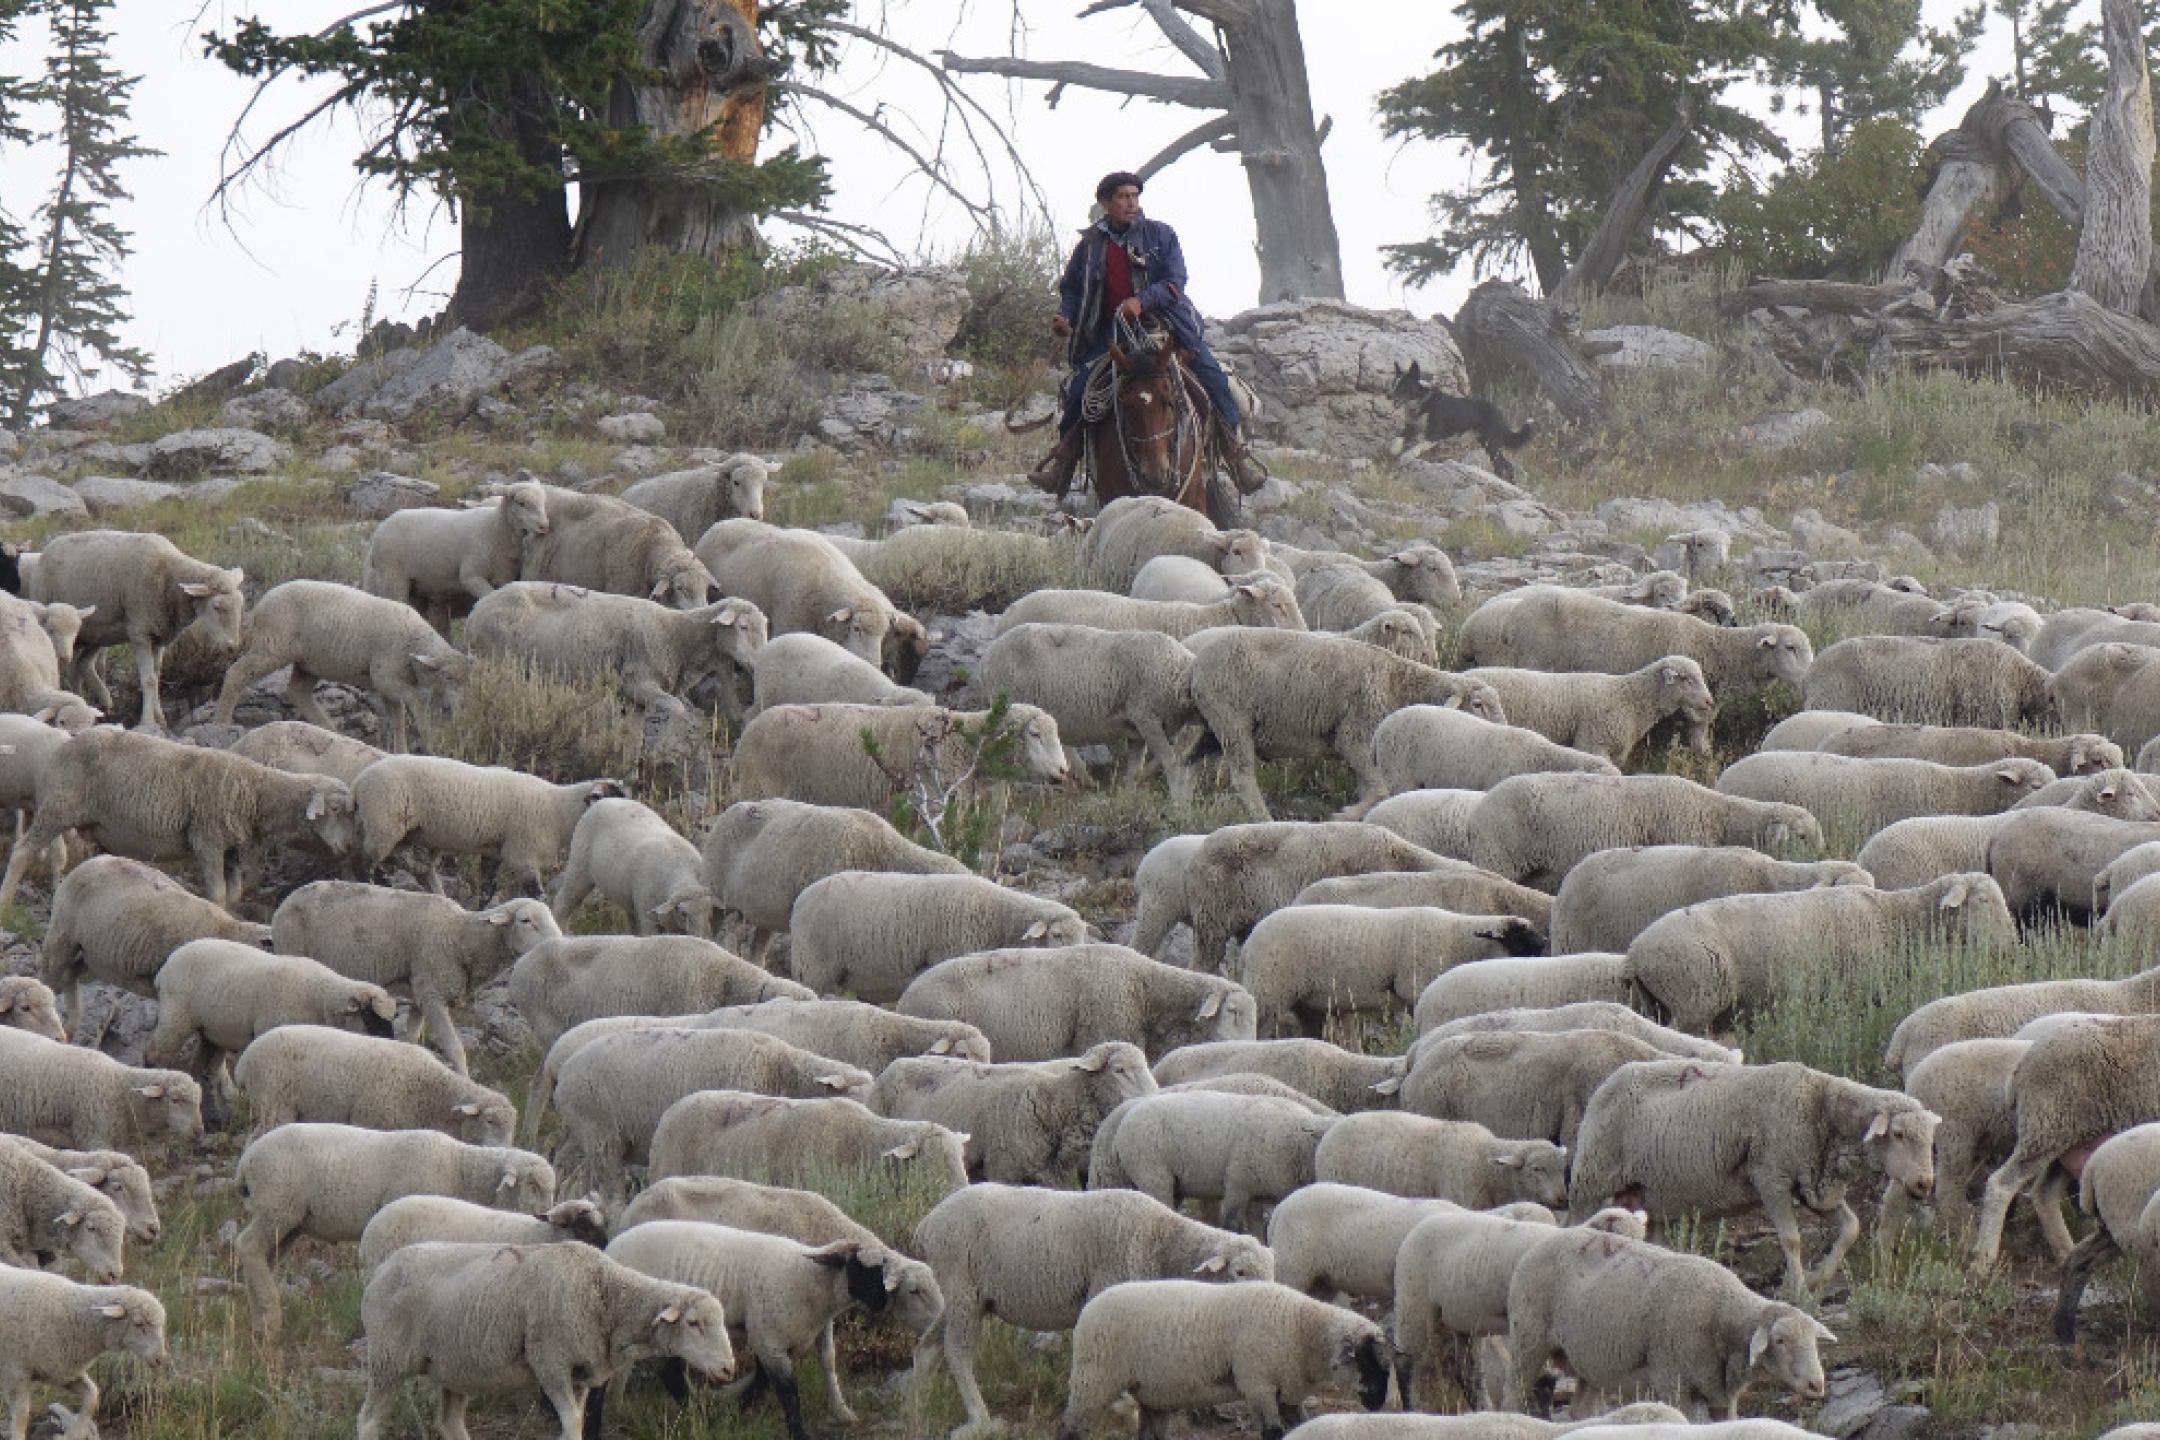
[1109,340,1185,493]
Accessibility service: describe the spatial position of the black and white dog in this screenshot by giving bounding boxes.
[1389,360,1534,478]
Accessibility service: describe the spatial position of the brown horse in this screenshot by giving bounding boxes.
[1084,335,1234,526]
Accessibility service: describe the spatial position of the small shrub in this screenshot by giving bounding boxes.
[417,655,648,783]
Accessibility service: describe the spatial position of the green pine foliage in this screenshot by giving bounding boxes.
[1763,0,1985,155]
[1716,116,1928,279]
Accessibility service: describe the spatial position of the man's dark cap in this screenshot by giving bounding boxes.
[1095,171,1145,205]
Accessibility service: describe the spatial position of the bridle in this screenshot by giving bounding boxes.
[1095,313,1207,498]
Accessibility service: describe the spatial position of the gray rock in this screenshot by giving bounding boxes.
[912,609,997,701]
[345,471,441,519]
[45,389,148,429]
[313,349,420,413]
[1931,499,2000,559]
[316,444,362,474]
[1400,458,1533,514]
[817,374,934,451]
[187,477,254,505]
[220,388,310,429]
[264,358,312,391]
[610,445,667,476]
[144,427,290,479]
[1480,498,1563,538]
[1585,324,1714,371]
[71,475,184,514]
[330,328,514,420]
[1243,475,1300,513]
[0,430,16,459]
[597,412,666,444]
[1792,507,1867,558]
[1817,1368,1887,1438]
[750,264,970,375]
[0,469,89,519]
[1737,407,1833,452]
[1208,299,1468,460]
[1858,1406,1929,1440]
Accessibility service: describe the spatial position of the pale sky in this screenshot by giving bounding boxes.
[0,0,2057,391]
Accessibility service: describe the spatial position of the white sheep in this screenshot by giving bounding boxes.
[361,481,552,630]
[0,977,62,1044]
[1265,1182,1473,1305]
[0,1139,127,1281]
[1296,562,1446,639]
[0,595,98,732]
[1569,1059,1938,1293]
[1365,788,1484,860]
[270,880,559,1077]
[1284,1407,1691,1439]
[551,795,716,938]
[695,517,899,662]
[1876,1038,2030,1248]
[0,1029,202,1152]
[509,933,813,1048]
[350,755,624,897]
[1816,721,2122,774]
[978,622,1202,800]
[1403,1029,1667,1150]
[1152,1038,1405,1114]
[232,1121,556,1338]
[0,1138,158,1245]
[466,581,767,714]
[357,1194,609,1276]
[786,870,1087,1004]
[730,701,1069,811]
[749,631,927,712]
[1975,805,2160,921]
[27,529,246,730]
[896,942,1254,1061]
[1714,750,2053,839]
[1314,1112,1568,1209]
[620,454,771,537]
[870,1039,1156,1188]
[521,483,721,610]
[0,712,89,871]
[0,1267,165,1440]
[1467,772,1822,892]
[644,1090,970,1196]
[1412,953,1634,1030]
[1805,635,2056,728]
[1549,846,1873,955]
[1462,658,1719,766]
[1291,863,1555,931]
[228,718,387,785]
[1885,961,2160,1078]
[911,1182,1274,1433]
[232,1023,516,1144]
[146,938,399,1098]
[1459,587,1812,704]
[616,1175,871,1244]
[1129,553,1235,603]
[1078,495,1278,589]
[1241,904,1545,1038]
[1088,1089,1334,1231]
[355,1240,732,1440]
[2053,1123,2160,1339]
[1060,1279,1389,1440]
[1374,706,1619,794]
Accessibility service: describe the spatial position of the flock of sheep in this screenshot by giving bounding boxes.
[5,451,2160,1440]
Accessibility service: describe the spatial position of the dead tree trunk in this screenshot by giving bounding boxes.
[2069,0,2155,313]
[1887,83,2073,279]
[1553,97,1696,303]
[1453,279,1601,422]
[573,0,775,270]
[943,0,1346,303]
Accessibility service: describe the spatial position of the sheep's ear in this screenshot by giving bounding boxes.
[1757,634,1776,649]
[1996,768,2023,784]
[53,1210,81,1228]
[488,912,511,927]
[454,1103,481,1117]
[498,1170,519,1191]
[1193,1255,1227,1274]
[829,607,854,625]
[1748,1325,1773,1366]
[928,1038,954,1055]
[1939,879,1970,910]
[1021,920,1048,940]
[1194,992,1223,1021]
[29,707,55,724]
[1864,1112,1891,1142]
[1370,1075,1402,1096]
[1073,1051,1109,1074]
[371,995,398,1021]
[305,794,327,821]
[883,1142,920,1161]
[1659,665,1682,684]
[98,1304,126,1318]
[815,1073,852,1090]
[654,1304,684,1326]
[1490,1152,1525,1169]
[134,1085,164,1100]
[1813,1320,1838,1343]
[0,997,11,1015]
[1440,694,1462,710]
[714,611,737,627]
[178,581,217,598]
[411,652,442,670]
[66,1167,107,1188]
[884,1265,903,1292]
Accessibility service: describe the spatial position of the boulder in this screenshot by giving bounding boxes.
[143,428,290,479]
[221,388,310,429]
[1790,507,1866,558]
[1585,324,1714,371]
[1735,407,1833,452]
[359,328,513,420]
[0,430,16,459]
[597,412,665,444]
[0,470,89,519]
[72,476,185,514]
[1931,499,2000,558]
[45,389,148,429]
[816,374,933,451]
[345,471,441,519]
[751,264,970,375]
[1208,299,1468,459]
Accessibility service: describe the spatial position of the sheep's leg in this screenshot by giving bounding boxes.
[1501,1325,1554,1414]
[744,926,776,967]
[235,1214,288,1338]
[1245,1386,1286,1440]
[1214,718,1272,823]
[1808,1200,1863,1289]
[354,1377,398,1440]
[768,1366,809,1440]
[2055,1226,2119,1341]
[940,1302,997,1430]
[213,650,284,727]
[0,817,60,910]
[815,1325,858,1424]
[1972,1147,2053,1273]
[281,666,335,733]
[1130,716,1193,804]
[71,652,111,712]
[551,868,592,930]
[129,638,164,731]
[1756,1184,1813,1296]
[539,1378,584,1440]
[193,841,231,910]
[438,1389,477,1440]
[417,989,469,1078]
[1875,1176,1914,1249]
[2035,1168,2077,1264]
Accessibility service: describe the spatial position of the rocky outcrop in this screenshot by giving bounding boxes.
[45,390,148,429]
[1207,299,1468,460]
[143,427,290,479]
[752,264,970,376]
[1586,325,1713,371]
[313,328,558,420]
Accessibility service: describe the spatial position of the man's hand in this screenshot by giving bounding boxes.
[1051,315,1073,338]
[1118,297,1144,322]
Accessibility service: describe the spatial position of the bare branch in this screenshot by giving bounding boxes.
[774,81,995,226]
[1136,114,1236,183]
[1080,0,1226,80]
[1169,0,1256,27]
[936,51,1229,109]
[771,210,910,266]
[211,80,370,222]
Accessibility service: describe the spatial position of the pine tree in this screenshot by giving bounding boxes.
[2,0,154,427]
[1766,0,1986,155]
[0,0,46,411]
[1995,0,2104,113]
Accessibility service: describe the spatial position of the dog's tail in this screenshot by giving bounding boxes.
[1503,420,1535,449]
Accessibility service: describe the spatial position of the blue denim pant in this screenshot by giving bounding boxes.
[1060,332,1241,433]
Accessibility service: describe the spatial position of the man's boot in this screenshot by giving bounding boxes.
[1029,426,1084,495]
[1215,416,1268,495]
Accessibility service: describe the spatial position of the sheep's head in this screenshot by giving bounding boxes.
[97,1290,168,1369]
[1359,610,1432,665]
[1934,873,2016,946]
[653,887,720,941]
[33,601,92,666]
[1336,1328,1391,1412]
[650,1289,736,1382]
[129,1075,203,1142]
[1754,804,1823,856]
[1007,704,1070,785]
[1193,986,1258,1044]
[51,1200,125,1283]
[341,986,400,1039]
[884,612,931,684]
[541,1198,610,1247]
[1679,588,1737,627]
[1582,1205,1649,1241]
[823,604,888,664]
[2066,736,2127,775]
[501,481,552,539]
[1993,760,2054,801]
[1229,575,1305,631]
[1192,1232,1274,1283]
[0,976,65,1042]
[1862,1104,1939,1201]
[300,781,359,857]
[863,1248,944,1336]
[721,456,771,523]
[72,1163,159,1243]
[179,569,247,650]
[1072,1041,1155,1103]
[1490,1140,1568,1208]
[488,899,563,956]
[1211,529,1270,577]
[1474,917,1547,959]
[1389,545,1461,606]
[409,647,472,714]
[1748,1306,1834,1400]
[652,557,721,611]
[452,1095,517,1147]
[500,1157,557,1211]
[1751,625,1813,686]
[1453,678,1506,725]
[707,599,768,669]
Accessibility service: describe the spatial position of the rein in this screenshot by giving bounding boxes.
[1085,315,1210,501]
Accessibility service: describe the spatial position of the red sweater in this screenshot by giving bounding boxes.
[1102,237,1136,318]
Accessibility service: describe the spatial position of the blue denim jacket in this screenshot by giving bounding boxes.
[1057,214,1208,363]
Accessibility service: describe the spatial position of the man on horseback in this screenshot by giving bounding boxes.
[1029,171,1267,499]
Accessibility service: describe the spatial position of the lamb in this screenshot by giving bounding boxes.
[232,1024,516,1144]
[620,453,772,537]
[896,942,1255,1061]
[0,595,99,731]
[357,1194,609,1276]
[0,1140,126,1280]
[870,1039,1155,1187]
[2034,607,2160,668]
[1314,1112,1568,1209]
[786,870,1087,1003]
[1549,847,1874,955]
[1468,773,1822,892]
[605,1220,918,1440]
[1375,707,1618,798]
[912,1183,1275,1432]
[510,935,814,1048]
[1179,821,1468,972]
[1761,710,1881,750]
[548,795,716,938]
[355,1240,732,1440]
[0,1028,202,1151]
[1153,1038,1405,1114]
[362,482,554,631]
[1818,722,2122,774]
[2103,871,2160,945]
[26,529,246,730]
[1458,587,1812,703]
[146,939,398,1095]
[1130,554,1237,603]
[0,712,89,865]
[838,519,1087,613]
[644,1090,970,1195]
[1297,562,1445,636]
[210,579,470,750]
[1461,658,1719,767]
[1969,1014,2160,1272]
[519,484,720,609]
[1500,1225,1834,1418]
[1129,832,1205,959]
[551,1027,871,1201]
[1241,904,1544,1038]
[1285,1407,1692,1439]
[1885,964,2160,1078]
[1060,1278,1386,1440]
[1875,1038,2029,1247]
[2098,841,2160,916]
[1977,806,2160,920]
[269,881,559,1076]
[2051,641,2160,755]
[228,719,386,785]
[350,755,625,897]
[694,517,897,661]
[749,631,927,712]
[1413,954,1634,1029]
[616,1175,874,1244]
[1078,495,1277,589]
[1403,1030,1667,1150]
[1783,577,1952,635]
[1343,607,1441,664]
[1622,873,2017,1036]
[1292,864,1555,930]
[0,727,358,910]
[1184,627,1505,821]
[0,1139,157,1244]
[1420,1003,1742,1065]
[1087,1090,1334,1231]
[1569,1059,1938,1293]
[1267,1183,1492,1312]
[1365,788,1483,859]
[731,701,1069,810]
[997,574,1306,641]
[978,623,1202,799]
[1804,635,2057,728]
[1714,751,2054,839]
[1393,1206,1646,1410]
[1855,777,2160,891]
[2013,765,2160,812]
[465,581,767,712]
[0,977,61,1044]
[0,1268,165,1440]
[232,1120,557,1337]
[2053,1123,2160,1339]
